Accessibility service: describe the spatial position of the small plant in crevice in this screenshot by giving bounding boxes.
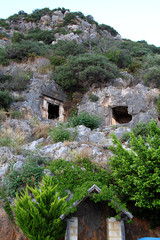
[88,94,99,102]
[50,122,77,143]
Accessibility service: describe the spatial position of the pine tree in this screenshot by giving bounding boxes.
[12,175,67,240]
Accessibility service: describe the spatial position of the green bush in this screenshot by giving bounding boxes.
[0,19,10,29]
[63,12,77,25]
[52,40,87,57]
[9,71,32,91]
[50,123,76,143]
[5,40,49,61]
[0,32,9,39]
[97,24,118,36]
[144,66,160,87]
[49,55,65,66]
[11,110,23,119]
[106,48,120,64]
[73,29,83,35]
[0,136,12,147]
[12,175,67,240]
[54,53,119,91]
[0,90,14,110]
[25,29,55,44]
[24,8,53,22]
[11,31,25,43]
[0,70,31,91]
[0,48,9,66]
[69,112,101,130]
[48,158,123,214]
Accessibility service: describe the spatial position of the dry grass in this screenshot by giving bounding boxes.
[0,123,25,153]
[70,146,92,163]
[33,123,50,140]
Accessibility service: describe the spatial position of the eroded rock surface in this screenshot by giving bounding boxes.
[78,83,159,126]
[0,208,29,240]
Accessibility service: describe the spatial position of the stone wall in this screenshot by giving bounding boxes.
[107,217,122,240]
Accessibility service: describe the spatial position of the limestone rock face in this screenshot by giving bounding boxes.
[78,83,159,127]
[52,10,64,25]
[0,208,28,240]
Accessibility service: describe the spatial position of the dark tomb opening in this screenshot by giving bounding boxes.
[48,103,59,119]
[112,106,132,124]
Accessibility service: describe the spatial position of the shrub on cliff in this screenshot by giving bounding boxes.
[5,40,49,61]
[11,31,25,43]
[69,111,101,130]
[54,53,119,91]
[25,29,55,44]
[52,40,87,57]
[0,90,14,110]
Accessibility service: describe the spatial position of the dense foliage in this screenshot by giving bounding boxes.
[69,111,101,129]
[109,120,160,225]
[54,53,119,91]
[0,90,14,110]
[12,175,67,240]
[25,29,56,44]
[0,69,32,91]
[5,40,49,61]
[48,158,124,212]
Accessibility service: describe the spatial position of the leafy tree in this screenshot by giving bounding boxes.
[109,120,160,209]
[54,53,119,91]
[12,175,67,240]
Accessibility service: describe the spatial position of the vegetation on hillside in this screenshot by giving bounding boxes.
[0,7,159,93]
[1,7,160,237]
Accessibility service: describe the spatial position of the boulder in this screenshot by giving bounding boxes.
[0,163,9,180]
[13,161,24,171]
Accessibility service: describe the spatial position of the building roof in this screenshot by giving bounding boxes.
[60,184,133,220]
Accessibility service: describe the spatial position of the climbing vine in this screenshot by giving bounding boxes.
[48,158,127,215]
